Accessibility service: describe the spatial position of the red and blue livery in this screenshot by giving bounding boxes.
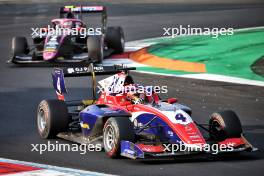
[37,64,257,159]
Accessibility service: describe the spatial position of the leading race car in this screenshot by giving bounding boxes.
[37,64,257,159]
[8,6,125,65]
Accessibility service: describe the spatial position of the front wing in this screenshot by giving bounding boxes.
[7,54,90,65]
[120,139,258,159]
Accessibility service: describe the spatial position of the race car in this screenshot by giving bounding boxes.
[37,64,257,159]
[8,6,125,65]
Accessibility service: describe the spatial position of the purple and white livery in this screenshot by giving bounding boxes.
[8,5,125,65]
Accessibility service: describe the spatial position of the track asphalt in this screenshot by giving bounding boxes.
[0,1,264,176]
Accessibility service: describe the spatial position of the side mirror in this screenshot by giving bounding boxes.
[167,98,177,104]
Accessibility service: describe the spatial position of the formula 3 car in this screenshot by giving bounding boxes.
[8,6,125,65]
[37,64,257,159]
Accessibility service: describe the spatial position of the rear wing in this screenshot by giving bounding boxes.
[60,6,106,14]
[62,65,136,77]
[52,64,136,101]
[59,5,107,32]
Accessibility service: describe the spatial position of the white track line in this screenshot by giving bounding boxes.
[134,70,264,87]
[126,26,264,46]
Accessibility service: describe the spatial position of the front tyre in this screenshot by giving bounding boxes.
[37,99,69,139]
[103,117,135,158]
[11,36,29,59]
[209,110,242,141]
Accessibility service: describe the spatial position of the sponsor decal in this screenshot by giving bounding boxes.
[66,67,89,74]
[44,48,56,52]
[80,122,90,129]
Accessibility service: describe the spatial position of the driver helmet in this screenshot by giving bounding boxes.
[63,21,73,28]
[66,12,75,19]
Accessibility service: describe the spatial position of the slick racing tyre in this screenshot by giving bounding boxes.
[105,26,125,54]
[11,36,29,58]
[103,117,135,158]
[37,99,69,139]
[209,110,242,141]
[87,36,103,63]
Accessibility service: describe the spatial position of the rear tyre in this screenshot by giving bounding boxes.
[87,36,103,63]
[103,117,135,158]
[11,36,29,58]
[105,26,125,54]
[209,110,242,141]
[37,99,69,139]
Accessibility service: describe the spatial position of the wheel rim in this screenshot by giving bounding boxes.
[120,37,125,50]
[210,119,225,140]
[212,120,222,131]
[104,125,116,151]
[37,109,46,132]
